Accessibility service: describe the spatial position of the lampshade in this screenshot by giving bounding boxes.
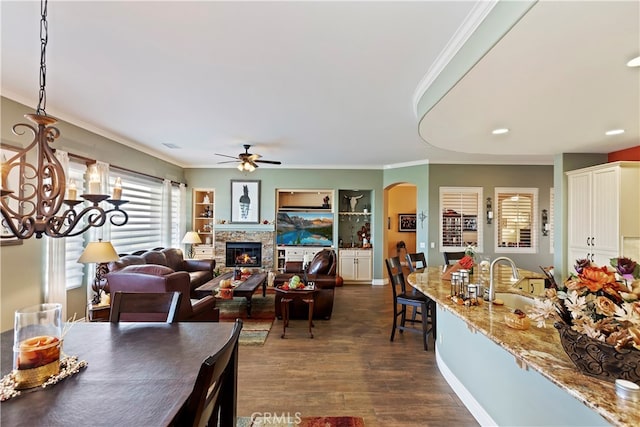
[77,240,119,264]
[182,231,202,244]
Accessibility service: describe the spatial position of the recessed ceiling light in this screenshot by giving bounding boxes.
[605,129,625,136]
[627,56,640,67]
[492,128,509,135]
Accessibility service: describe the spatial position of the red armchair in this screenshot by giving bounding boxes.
[106,264,219,322]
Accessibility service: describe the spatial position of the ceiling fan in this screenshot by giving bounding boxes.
[215,144,282,172]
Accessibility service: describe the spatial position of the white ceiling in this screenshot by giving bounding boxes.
[1,1,638,170]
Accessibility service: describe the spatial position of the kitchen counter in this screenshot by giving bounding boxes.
[407,266,640,427]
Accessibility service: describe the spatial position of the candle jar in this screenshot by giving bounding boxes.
[13,303,63,389]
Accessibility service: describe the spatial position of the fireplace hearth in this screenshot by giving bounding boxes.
[226,242,262,267]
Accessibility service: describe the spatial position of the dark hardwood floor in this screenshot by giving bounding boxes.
[237,284,479,427]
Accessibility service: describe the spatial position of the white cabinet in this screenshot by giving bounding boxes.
[339,249,372,283]
[567,162,640,267]
[276,246,326,272]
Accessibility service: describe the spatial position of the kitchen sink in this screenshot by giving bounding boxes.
[494,292,534,311]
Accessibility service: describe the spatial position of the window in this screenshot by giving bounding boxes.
[62,159,88,290]
[495,187,538,253]
[107,169,164,254]
[439,187,483,252]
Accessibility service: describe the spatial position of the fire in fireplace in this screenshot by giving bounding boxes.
[225,242,262,267]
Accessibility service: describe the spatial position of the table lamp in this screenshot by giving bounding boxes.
[182,231,202,258]
[77,239,119,305]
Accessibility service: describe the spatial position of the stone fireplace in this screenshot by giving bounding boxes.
[226,242,262,267]
[214,228,274,271]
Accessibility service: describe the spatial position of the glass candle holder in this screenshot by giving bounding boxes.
[13,303,63,389]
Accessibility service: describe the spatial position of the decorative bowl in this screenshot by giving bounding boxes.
[555,322,640,384]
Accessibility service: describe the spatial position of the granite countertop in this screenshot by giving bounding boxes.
[407,266,640,427]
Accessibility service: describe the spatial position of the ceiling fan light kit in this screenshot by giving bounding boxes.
[216,144,282,172]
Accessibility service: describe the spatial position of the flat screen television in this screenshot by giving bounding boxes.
[276,212,333,246]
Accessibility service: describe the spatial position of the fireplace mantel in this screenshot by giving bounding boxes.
[215,224,274,232]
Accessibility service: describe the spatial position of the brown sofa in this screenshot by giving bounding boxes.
[107,247,214,296]
[274,249,339,320]
[106,264,219,322]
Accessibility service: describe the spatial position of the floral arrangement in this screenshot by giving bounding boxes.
[528,257,640,351]
[464,244,476,259]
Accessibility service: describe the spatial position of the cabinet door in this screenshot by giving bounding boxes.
[567,172,592,250]
[355,252,372,281]
[592,167,620,253]
[339,254,356,281]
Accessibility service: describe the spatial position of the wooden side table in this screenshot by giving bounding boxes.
[88,303,111,322]
[275,286,319,338]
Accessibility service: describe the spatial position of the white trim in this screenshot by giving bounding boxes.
[412,0,499,117]
[435,346,496,427]
[371,278,386,286]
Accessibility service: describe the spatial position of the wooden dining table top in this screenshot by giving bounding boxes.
[1,321,236,426]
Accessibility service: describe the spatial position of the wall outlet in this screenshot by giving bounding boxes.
[419,242,426,249]
[430,242,435,249]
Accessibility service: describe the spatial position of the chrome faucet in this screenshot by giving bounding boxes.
[489,257,520,302]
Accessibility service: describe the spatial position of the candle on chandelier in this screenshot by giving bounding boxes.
[112,177,122,200]
[67,179,77,200]
[88,171,101,194]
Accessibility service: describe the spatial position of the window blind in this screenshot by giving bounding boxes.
[107,169,164,254]
[64,160,88,289]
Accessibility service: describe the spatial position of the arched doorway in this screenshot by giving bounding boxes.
[383,183,417,264]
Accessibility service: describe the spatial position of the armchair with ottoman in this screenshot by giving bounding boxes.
[273,249,340,320]
[106,264,219,322]
[107,247,214,297]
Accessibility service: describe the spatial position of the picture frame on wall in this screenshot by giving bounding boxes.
[1,144,24,246]
[398,213,416,232]
[230,179,260,224]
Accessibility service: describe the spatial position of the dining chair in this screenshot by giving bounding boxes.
[385,257,434,351]
[405,252,427,273]
[109,291,182,323]
[443,251,466,265]
[177,318,243,427]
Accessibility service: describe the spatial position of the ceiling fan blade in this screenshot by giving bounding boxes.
[215,153,238,160]
[254,159,281,165]
[217,160,238,164]
[248,153,261,161]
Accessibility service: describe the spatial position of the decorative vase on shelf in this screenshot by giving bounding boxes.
[554,321,640,384]
[203,194,210,204]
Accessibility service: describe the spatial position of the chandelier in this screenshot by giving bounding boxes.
[0,0,128,239]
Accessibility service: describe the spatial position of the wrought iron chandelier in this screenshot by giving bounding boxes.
[0,0,128,239]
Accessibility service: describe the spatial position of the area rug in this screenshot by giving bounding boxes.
[218,294,276,321]
[237,319,274,346]
[218,294,275,345]
[237,416,365,427]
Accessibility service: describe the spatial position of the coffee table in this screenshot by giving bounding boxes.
[194,271,268,318]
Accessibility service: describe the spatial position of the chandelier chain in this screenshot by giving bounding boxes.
[37,0,48,115]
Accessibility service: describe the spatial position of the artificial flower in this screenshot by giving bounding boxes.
[528,257,640,351]
[574,258,591,274]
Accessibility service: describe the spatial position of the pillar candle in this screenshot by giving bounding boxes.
[67,179,77,200]
[112,177,122,200]
[88,172,101,194]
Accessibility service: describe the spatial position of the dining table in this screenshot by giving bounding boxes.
[1,321,237,426]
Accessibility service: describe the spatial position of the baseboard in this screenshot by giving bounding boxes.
[435,346,496,427]
[371,278,386,286]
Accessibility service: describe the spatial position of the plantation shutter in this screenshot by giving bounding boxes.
[439,187,482,252]
[495,188,538,253]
